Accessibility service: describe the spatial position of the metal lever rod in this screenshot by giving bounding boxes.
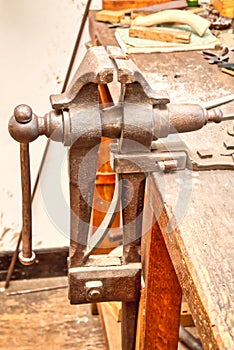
[18,143,35,265]
[202,93,234,110]
[14,105,35,265]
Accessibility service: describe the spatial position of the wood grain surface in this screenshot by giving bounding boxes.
[137,50,234,350]
[0,277,105,350]
[140,208,182,349]
[103,0,171,11]
[129,26,191,44]
[148,172,233,350]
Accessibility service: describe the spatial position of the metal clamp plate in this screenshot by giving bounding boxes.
[69,256,141,304]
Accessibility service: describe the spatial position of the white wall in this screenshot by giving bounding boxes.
[0,0,102,250]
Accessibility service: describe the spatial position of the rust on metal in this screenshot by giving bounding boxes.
[7,45,234,350]
[107,46,169,104]
[50,46,114,110]
[69,257,141,304]
[8,45,233,271]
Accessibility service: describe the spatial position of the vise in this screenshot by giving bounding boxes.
[8,46,225,350]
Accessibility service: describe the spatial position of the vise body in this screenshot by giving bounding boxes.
[8,45,226,349]
[8,44,223,293]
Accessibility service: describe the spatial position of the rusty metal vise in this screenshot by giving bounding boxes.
[8,46,225,350]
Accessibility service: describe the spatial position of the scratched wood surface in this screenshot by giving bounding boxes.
[135,52,234,350]
[139,54,234,349]
[0,277,105,350]
[148,172,233,350]
[140,209,182,349]
[89,16,234,349]
[103,0,171,10]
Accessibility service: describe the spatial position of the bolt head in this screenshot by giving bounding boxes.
[14,104,33,123]
[88,289,102,300]
[85,280,104,301]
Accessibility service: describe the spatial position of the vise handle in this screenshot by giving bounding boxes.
[13,105,35,265]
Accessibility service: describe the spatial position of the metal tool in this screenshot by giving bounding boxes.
[8,45,231,350]
[14,105,35,266]
[6,285,67,296]
[179,326,203,350]
[217,62,234,70]
[202,94,234,110]
[202,49,229,64]
[202,45,234,65]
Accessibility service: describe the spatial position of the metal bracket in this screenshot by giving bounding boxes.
[69,255,141,304]
[151,139,234,171]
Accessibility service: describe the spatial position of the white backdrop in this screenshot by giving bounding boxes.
[0,0,102,250]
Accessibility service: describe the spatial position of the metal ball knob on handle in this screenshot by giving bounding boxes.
[14,104,33,123]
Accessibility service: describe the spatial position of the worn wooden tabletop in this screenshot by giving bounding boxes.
[0,277,106,350]
[89,14,234,350]
[134,50,234,350]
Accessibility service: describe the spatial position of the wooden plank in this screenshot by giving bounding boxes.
[129,26,191,44]
[103,301,122,322]
[148,173,234,350]
[103,0,172,11]
[0,247,68,281]
[98,300,193,349]
[96,10,130,23]
[121,301,139,350]
[89,11,119,47]
[0,277,105,349]
[121,172,145,350]
[181,301,194,327]
[131,50,234,349]
[98,303,122,350]
[132,0,187,14]
[102,300,193,326]
[139,201,182,349]
[135,288,146,350]
[136,294,195,348]
[211,0,234,18]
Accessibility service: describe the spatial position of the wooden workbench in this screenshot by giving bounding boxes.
[89,13,234,350]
